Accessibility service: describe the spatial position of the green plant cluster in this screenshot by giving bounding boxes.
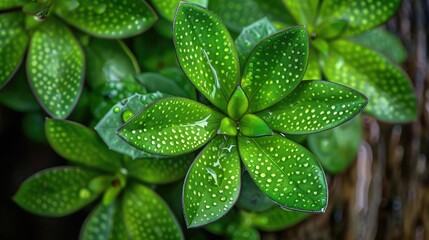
[2,0,416,239]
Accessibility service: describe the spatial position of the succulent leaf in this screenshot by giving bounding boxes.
[0,12,28,89]
[46,119,122,172]
[227,86,249,120]
[235,18,276,66]
[348,28,407,64]
[117,97,225,155]
[247,206,309,231]
[122,184,183,240]
[183,136,241,228]
[14,167,101,217]
[27,19,84,119]
[123,155,193,184]
[95,93,166,159]
[239,114,273,137]
[238,134,328,212]
[241,26,309,112]
[55,0,157,38]
[321,40,416,122]
[258,80,367,134]
[319,0,402,37]
[173,2,240,112]
[80,201,118,240]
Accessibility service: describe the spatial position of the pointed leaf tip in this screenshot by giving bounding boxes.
[173,2,240,111]
[117,97,224,156]
[242,25,309,112]
[227,86,249,120]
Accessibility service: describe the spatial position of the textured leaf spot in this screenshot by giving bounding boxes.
[241,26,309,112]
[238,134,328,212]
[173,2,240,112]
[118,97,225,156]
[27,19,84,119]
[0,12,28,88]
[258,80,367,134]
[55,0,157,38]
[183,136,241,227]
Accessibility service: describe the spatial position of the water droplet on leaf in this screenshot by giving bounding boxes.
[113,107,120,113]
[121,110,134,122]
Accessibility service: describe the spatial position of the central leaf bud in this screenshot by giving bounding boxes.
[238,114,273,137]
[227,86,249,120]
[218,117,238,136]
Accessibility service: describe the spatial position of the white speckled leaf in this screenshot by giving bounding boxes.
[348,28,407,64]
[0,0,23,9]
[241,26,309,112]
[235,18,276,66]
[282,0,320,24]
[319,0,402,37]
[257,81,367,134]
[14,167,101,217]
[173,2,240,112]
[80,201,117,240]
[0,12,28,89]
[321,40,417,122]
[95,93,166,159]
[118,97,224,156]
[122,184,183,240]
[46,119,122,172]
[27,19,84,119]
[124,155,193,184]
[55,0,157,38]
[238,134,328,212]
[183,136,241,228]
[151,0,208,21]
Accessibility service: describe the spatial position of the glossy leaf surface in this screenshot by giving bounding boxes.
[151,0,208,21]
[0,12,28,89]
[118,97,224,155]
[122,184,183,240]
[242,26,308,112]
[183,136,241,227]
[0,0,23,9]
[174,2,240,111]
[319,0,401,36]
[14,167,100,217]
[308,115,362,173]
[124,155,193,184]
[235,18,276,65]
[239,114,273,137]
[322,40,416,122]
[55,0,157,38]
[27,19,84,119]
[46,119,122,172]
[81,201,117,240]
[258,81,367,134]
[95,93,166,159]
[217,117,238,136]
[349,28,407,64]
[84,38,140,89]
[247,207,309,231]
[238,134,328,212]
